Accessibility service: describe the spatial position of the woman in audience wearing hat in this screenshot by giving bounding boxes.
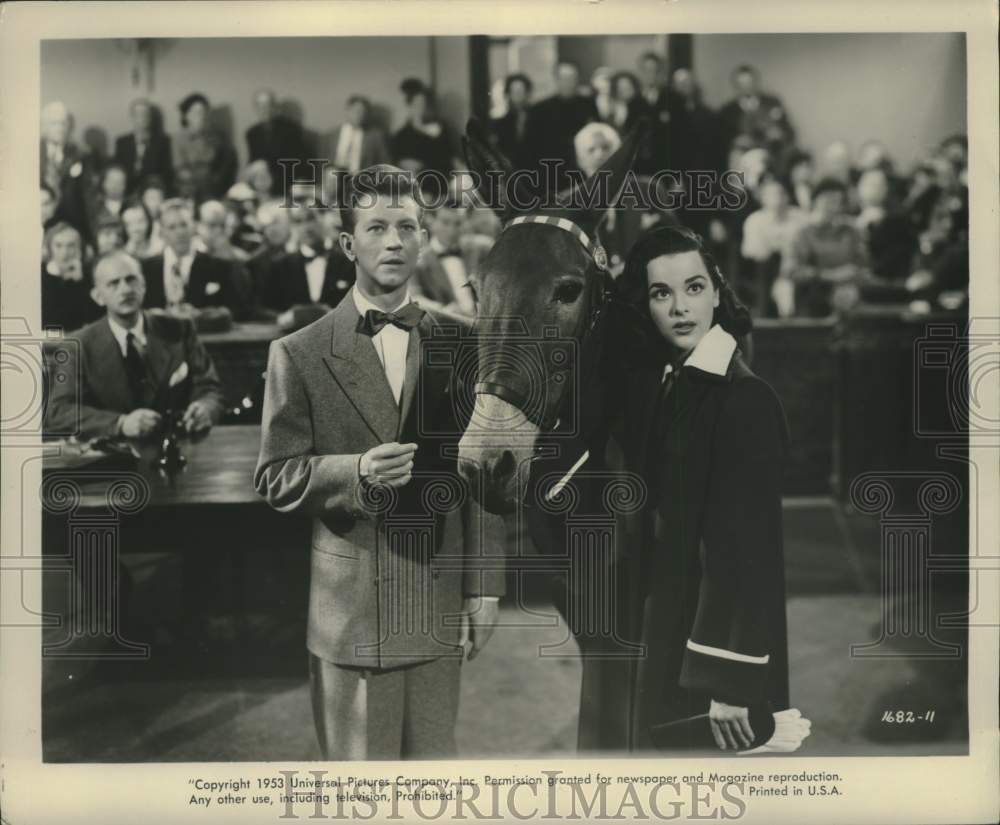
[174,92,238,202]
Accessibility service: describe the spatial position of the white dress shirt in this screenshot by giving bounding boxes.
[302,245,327,303]
[334,124,364,173]
[163,246,196,305]
[351,285,412,405]
[107,312,147,357]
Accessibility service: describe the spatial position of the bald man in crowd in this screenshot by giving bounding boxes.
[45,251,225,441]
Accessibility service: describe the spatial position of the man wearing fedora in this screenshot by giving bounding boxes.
[254,164,505,760]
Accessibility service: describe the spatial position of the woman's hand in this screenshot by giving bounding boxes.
[709,699,755,750]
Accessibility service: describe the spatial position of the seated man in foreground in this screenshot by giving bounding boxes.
[45,250,225,441]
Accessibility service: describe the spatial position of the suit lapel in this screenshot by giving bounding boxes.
[142,314,180,411]
[322,293,399,443]
[396,311,435,438]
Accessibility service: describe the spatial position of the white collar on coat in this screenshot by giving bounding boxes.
[663,323,737,382]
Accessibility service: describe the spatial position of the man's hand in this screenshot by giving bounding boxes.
[457,596,499,661]
[120,408,162,439]
[709,699,755,750]
[182,400,214,434]
[360,442,417,487]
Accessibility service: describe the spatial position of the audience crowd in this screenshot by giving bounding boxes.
[40,54,969,338]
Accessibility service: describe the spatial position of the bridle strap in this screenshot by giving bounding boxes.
[504,215,610,272]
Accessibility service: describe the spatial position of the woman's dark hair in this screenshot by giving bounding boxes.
[178,92,210,128]
[504,72,533,98]
[617,224,752,360]
[610,70,640,100]
[400,77,431,105]
[122,199,154,239]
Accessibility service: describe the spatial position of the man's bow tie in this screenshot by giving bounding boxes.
[357,303,425,336]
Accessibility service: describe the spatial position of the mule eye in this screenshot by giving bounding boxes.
[553,281,583,304]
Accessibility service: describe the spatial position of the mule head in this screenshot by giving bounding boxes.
[457,118,644,513]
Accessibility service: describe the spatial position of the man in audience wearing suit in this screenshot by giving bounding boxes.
[87,162,128,241]
[412,201,486,318]
[40,101,92,240]
[524,62,598,190]
[718,65,796,173]
[41,222,102,332]
[44,250,225,441]
[261,205,355,312]
[636,51,672,174]
[255,164,505,760]
[245,88,307,196]
[141,199,250,319]
[113,98,174,196]
[327,95,390,175]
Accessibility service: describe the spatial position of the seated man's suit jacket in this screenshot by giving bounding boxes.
[44,311,225,440]
[113,131,175,195]
[254,291,506,669]
[141,251,250,320]
[261,249,356,312]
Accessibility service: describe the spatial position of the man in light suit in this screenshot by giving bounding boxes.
[44,250,225,440]
[254,164,505,760]
[326,95,391,175]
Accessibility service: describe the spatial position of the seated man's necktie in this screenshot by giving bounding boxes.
[356,303,425,337]
[124,332,148,407]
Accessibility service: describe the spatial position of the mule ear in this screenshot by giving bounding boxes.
[570,118,650,225]
[463,117,532,218]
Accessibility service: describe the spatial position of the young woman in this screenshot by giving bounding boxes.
[615,224,809,753]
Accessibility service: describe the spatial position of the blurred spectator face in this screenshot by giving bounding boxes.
[346,99,367,128]
[102,168,127,200]
[224,206,242,240]
[466,206,501,240]
[290,183,317,207]
[732,68,759,96]
[671,68,695,98]
[857,140,887,171]
[759,179,789,213]
[185,100,208,132]
[122,206,150,245]
[197,202,229,253]
[575,124,619,177]
[175,167,198,200]
[258,205,291,249]
[406,91,428,122]
[161,206,194,254]
[591,68,612,97]
[41,188,57,225]
[857,169,889,208]
[247,161,274,196]
[41,102,71,145]
[613,74,638,102]
[50,227,81,265]
[507,78,530,108]
[638,56,661,90]
[930,156,958,189]
[290,205,323,248]
[739,147,770,192]
[555,64,580,98]
[130,100,153,132]
[814,188,846,223]
[821,141,852,181]
[431,206,464,248]
[92,254,146,320]
[96,225,123,255]
[254,90,277,121]
[141,185,165,218]
[319,208,343,243]
[790,157,815,187]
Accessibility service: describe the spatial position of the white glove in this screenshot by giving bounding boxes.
[736,708,812,755]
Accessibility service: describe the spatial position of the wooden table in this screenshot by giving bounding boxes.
[42,425,308,553]
[200,324,282,424]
